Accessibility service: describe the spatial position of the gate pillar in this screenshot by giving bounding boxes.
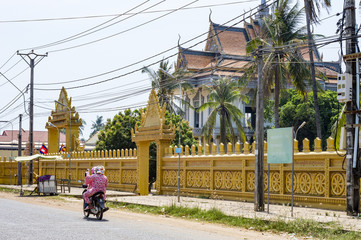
[132,89,175,195]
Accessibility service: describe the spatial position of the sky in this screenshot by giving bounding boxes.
[0,0,358,140]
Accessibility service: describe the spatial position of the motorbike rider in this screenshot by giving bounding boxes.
[83,166,108,210]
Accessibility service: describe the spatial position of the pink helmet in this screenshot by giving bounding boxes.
[97,166,105,175]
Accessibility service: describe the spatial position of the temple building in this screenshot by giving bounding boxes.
[175,16,341,144]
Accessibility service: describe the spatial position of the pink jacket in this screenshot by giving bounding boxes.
[85,173,108,195]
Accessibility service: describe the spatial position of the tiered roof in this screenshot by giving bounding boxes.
[177,20,340,86]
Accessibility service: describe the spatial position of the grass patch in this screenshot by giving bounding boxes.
[107,201,361,240]
[0,187,32,194]
[0,187,20,193]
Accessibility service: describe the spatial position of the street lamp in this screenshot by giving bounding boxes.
[54,100,71,193]
[291,121,306,217]
[48,122,60,152]
[0,120,14,185]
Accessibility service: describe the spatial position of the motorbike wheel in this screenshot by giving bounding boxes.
[96,206,103,220]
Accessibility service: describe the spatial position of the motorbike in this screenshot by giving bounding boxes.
[82,184,108,220]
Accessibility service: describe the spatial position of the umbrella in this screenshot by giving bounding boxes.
[15,154,63,162]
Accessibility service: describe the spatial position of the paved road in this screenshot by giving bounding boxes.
[0,198,249,240]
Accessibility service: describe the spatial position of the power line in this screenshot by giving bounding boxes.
[34,58,246,116]
[34,0,277,90]
[0,72,29,115]
[0,52,16,70]
[0,57,43,87]
[47,0,199,53]
[0,0,260,23]
[25,0,160,51]
[2,59,23,74]
[0,86,28,115]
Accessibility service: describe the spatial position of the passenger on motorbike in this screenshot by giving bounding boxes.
[83,166,108,210]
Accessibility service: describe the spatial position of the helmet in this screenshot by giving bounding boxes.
[97,165,105,175]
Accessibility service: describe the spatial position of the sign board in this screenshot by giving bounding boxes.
[267,127,293,164]
[175,148,182,154]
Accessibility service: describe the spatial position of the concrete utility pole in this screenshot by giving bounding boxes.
[344,0,360,216]
[255,46,264,212]
[304,0,322,141]
[17,114,22,185]
[17,50,47,185]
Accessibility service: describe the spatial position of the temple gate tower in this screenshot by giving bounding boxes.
[46,87,82,153]
[132,89,175,195]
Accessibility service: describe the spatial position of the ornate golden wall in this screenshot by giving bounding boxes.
[0,148,138,192]
[0,137,351,210]
[159,137,347,210]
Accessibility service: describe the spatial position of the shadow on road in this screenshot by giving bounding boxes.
[83,217,109,222]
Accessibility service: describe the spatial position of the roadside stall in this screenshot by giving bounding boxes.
[15,154,63,196]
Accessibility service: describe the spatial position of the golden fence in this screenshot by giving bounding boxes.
[160,137,347,210]
[0,148,138,193]
[0,137,350,210]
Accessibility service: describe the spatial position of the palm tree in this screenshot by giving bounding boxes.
[142,60,177,112]
[198,77,248,146]
[246,0,311,128]
[304,0,331,141]
[142,60,192,115]
[79,119,86,138]
[90,115,104,138]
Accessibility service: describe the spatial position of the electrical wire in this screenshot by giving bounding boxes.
[0,52,16,70]
[47,0,199,53]
[2,59,23,74]
[0,0,260,23]
[26,0,162,51]
[34,1,271,86]
[34,57,246,110]
[34,0,277,90]
[2,52,241,122]
[0,72,29,115]
[0,86,27,115]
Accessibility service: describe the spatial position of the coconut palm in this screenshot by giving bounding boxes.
[90,115,104,138]
[304,0,331,141]
[246,0,312,128]
[142,60,174,109]
[198,77,248,146]
[142,60,193,115]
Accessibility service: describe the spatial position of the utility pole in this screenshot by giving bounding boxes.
[255,46,264,212]
[344,0,359,216]
[304,0,322,141]
[18,50,47,185]
[17,114,22,185]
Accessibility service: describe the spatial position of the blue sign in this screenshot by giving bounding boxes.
[175,148,182,154]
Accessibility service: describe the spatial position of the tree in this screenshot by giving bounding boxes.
[96,110,139,151]
[95,108,197,183]
[142,60,177,113]
[90,115,105,138]
[79,119,86,141]
[304,0,331,141]
[165,111,198,148]
[246,0,312,128]
[142,60,192,115]
[96,109,197,151]
[198,77,248,146]
[279,89,339,150]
